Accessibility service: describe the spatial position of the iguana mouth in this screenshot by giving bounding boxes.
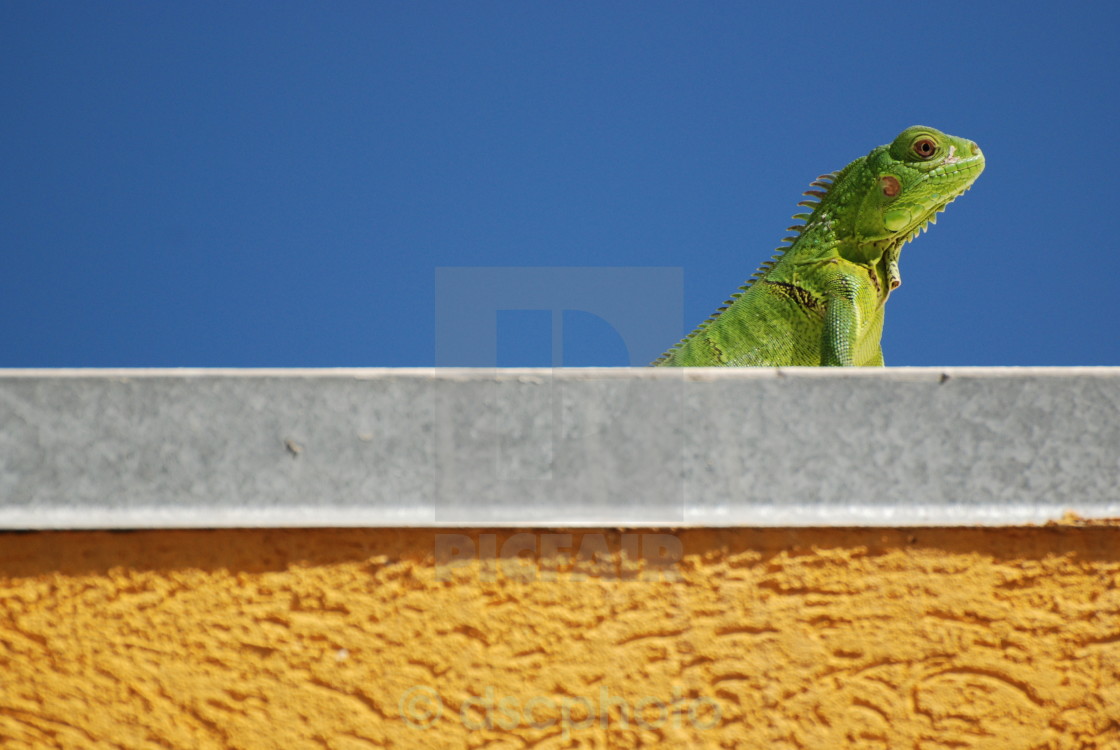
[928,152,985,182]
[927,139,985,182]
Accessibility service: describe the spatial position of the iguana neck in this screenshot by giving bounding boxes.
[782,211,897,267]
[781,214,903,296]
[841,233,903,292]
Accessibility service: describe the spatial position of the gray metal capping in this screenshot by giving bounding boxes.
[0,367,1117,529]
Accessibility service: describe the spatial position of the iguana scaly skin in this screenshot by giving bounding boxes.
[653,126,984,366]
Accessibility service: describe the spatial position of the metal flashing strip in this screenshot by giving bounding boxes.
[1,368,1117,528]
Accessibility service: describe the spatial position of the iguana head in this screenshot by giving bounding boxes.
[847,125,985,247]
[728,126,983,306]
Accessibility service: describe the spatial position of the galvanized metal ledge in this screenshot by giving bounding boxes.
[1,368,1117,528]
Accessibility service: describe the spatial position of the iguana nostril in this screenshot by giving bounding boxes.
[970,141,980,155]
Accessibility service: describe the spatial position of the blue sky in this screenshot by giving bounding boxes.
[3,2,1117,367]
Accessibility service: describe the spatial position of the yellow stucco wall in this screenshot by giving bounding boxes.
[1,526,1118,748]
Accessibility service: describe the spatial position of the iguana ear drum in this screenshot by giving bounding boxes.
[881,175,900,197]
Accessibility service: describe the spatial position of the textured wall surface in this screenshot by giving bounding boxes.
[1,526,1118,748]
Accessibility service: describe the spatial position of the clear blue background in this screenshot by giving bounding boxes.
[3,2,1117,367]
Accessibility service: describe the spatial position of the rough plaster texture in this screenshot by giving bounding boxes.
[1,368,1118,528]
[1,526,1118,748]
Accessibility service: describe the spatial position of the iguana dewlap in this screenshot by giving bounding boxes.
[654,126,984,367]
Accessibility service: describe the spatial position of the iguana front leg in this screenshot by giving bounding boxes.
[821,270,874,366]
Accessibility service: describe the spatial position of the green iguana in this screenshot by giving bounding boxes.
[653,126,984,366]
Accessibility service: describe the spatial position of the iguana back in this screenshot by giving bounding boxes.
[653,126,984,367]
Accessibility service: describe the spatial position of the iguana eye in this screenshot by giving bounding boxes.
[912,137,938,160]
